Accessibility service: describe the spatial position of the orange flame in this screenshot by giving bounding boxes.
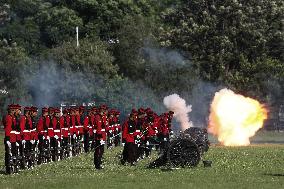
[208,89,268,146]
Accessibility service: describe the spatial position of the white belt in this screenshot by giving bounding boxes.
[88,126,92,128]
[54,130,60,132]
[62,128,69,130]
[101,129,105,132]
[16,132,20,134]
[70,126,74,128]
[136,130,141,132]
[31,129,36,131]
[23,130,30,133]
[10,131,16,134]
[48,128,53,130]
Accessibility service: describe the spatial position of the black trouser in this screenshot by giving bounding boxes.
[144,137,153,157]
[158,134,169,153]
[84,132,90,153]
[94,140,104,169]
[62,137,69,148]
[137,142,145,159]
[21,140,32,168]
[114,134,120,147]
[4,139,17,172]
[107,133,113,148]
[38,135,43,154]
[50,137,58,161]
[122,142,137,164]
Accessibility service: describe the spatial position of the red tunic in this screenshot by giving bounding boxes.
[76,115,84,134]
[47,116,55,138]
[83,115,95,136]
[20,115,32,141]
[37,116,50,138]
[60,115,70,138]
[52,117,62,138]
[4,114,17,142]
[122,119,137,143]
[94,114,108,141]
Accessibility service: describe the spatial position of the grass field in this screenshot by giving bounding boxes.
[0,131,283,189]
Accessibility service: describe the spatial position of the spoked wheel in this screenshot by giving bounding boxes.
[167,138,200,167]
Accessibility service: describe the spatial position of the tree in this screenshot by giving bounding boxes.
[160,0,284,82]
[49,38,119,78]
[36,6,83,47]
[0,39,33,115]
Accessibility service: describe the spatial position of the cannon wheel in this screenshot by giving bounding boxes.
[166,138,200,167]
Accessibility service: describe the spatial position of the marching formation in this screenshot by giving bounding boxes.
[3,104,174,174]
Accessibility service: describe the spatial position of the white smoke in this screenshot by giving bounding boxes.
[163,94,193,131]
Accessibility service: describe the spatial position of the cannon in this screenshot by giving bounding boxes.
[148,127,210,168]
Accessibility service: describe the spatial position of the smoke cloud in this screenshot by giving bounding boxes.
[23,60,164,118]
[163,94,193,131]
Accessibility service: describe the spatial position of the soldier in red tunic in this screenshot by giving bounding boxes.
[93,105,108,169]
[60,109,70,156]
[113,110,121,147]
[107,109,116,149]
[83,108,94,153]
[121,112,138,165]
[51,108,62,161]
[143,110,156,157]
[136,108,146,160]
[3,104,18,173]
[30,107,38,156]
[37,107,50,163]
[20,107,33,168]
[78,106,85,144]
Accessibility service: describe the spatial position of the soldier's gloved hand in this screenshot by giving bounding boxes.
[164,138,167,142]
[116,128,119,131]
[31,140,35,144]
[47,136,50,140]
[93,129,96,134]
[100,140,105,145]
[43,136,45,140]
[54,135,59,140]
[6,141,11,148]
[16,142,19,147]
[22,140,26,145]
[122,143,125,147]
[137,135,141,139]
[146,141,150,146]
[109,130,112,133]
[73,134,76,139]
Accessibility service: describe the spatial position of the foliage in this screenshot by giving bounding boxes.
[160,0,284,82]
[0,0,283,117]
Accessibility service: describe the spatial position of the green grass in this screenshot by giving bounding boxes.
[0,132,284,189]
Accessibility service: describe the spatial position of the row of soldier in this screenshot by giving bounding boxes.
[3,104,174,173]
[3,104,121,173]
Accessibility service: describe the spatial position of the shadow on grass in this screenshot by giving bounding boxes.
[264,173,284,177]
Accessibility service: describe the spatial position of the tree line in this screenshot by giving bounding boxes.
[0,0,283,119]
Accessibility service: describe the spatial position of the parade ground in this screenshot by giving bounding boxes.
[1,131,283,189]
